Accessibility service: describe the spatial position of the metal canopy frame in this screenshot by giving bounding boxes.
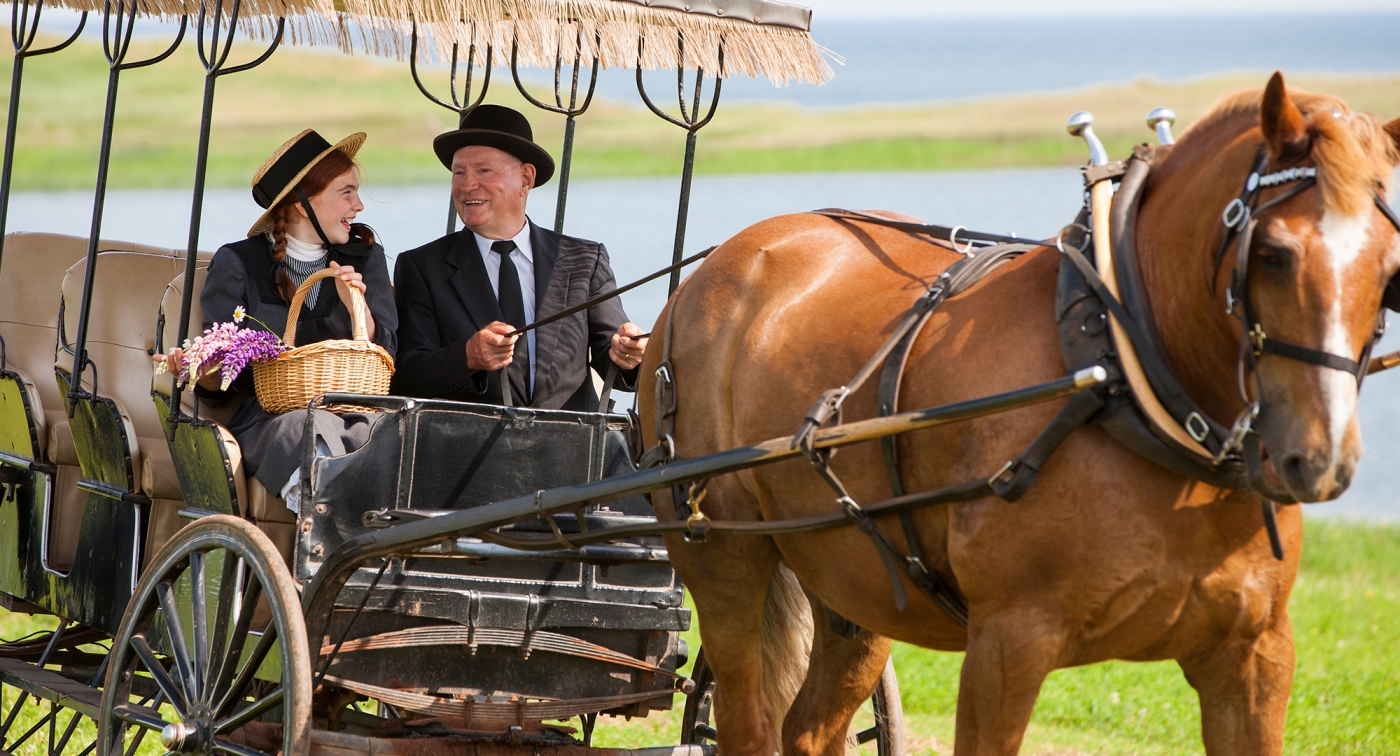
[0,0,87,279]
[408,20,492,236]
[167,0,287,435]
[67,0,187,410]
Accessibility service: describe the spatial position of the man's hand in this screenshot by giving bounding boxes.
[466,321,519,372]
[609,322,647,370]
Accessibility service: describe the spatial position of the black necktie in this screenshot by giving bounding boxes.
[491,240,531,402]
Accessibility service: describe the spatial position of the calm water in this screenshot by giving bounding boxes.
[7,169,1398,521]
[628,13,1400,107]
[34,11,1400,107]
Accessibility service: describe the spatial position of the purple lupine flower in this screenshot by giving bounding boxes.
[177,322,288,390]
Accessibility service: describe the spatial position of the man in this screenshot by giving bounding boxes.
[393,104,647,411]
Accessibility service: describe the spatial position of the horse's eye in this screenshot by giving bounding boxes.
[1257,244,1290,268]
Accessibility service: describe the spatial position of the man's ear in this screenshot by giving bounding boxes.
[521,162,537,191]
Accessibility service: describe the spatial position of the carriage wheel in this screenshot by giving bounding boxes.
[681,648,906,756]
[97,515,311,756]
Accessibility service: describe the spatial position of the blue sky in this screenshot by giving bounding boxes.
[807,0,1399,16]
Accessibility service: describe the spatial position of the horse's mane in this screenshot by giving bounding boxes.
[1175,87,1398,216]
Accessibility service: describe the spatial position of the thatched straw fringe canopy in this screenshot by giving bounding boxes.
[49,0,833,85]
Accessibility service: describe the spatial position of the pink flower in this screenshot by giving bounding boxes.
[178,322,288,390]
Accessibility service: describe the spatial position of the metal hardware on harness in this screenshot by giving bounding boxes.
[1222,198,1248,228]
[1258,166,1316,187]
[1213,402,1260,466]
[948,225,975,256]
[1249,324,1267,355]
[683,480,711,543]
[1184,412,1210,443]
[987,460,1015,487]
[793,386,850,454]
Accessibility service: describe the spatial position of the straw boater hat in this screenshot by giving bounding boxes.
[432,105,555,186]
[248,129,365,237]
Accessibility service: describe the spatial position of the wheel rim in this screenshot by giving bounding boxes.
[98,516,310,756]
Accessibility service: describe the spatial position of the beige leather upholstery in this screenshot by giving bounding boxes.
[55,246,211,569]
[155,270,294,564]
[0,232,177,572]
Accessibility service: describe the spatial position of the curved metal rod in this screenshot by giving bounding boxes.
[27,11,87,56]
[635,35,723,132]
[510,33,600,117]
[409,19,491,115]
[118,15,187,70]
[218,16,283,76]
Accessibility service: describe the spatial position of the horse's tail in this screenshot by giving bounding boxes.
[761,562,814,747]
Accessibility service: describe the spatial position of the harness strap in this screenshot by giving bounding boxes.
[812,208,1035,248]
[1059,231,1229,456]
[1257,337,1362,379]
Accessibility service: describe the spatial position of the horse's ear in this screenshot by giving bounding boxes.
[1385,117,1400,153]
[1260,71,1310,160]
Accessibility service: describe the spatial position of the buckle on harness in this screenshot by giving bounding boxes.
[1184,412,1210,443]
[683,481,711,543]
[1249,324,1268,356]
[1223,198,1248,229]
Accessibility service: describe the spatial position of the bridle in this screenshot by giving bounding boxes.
[1212,145,1400,498]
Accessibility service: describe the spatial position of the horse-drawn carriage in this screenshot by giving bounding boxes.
[0,0,919,753]
[4,0,1399,753]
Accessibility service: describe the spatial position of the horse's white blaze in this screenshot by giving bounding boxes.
[1317,209,1371,465]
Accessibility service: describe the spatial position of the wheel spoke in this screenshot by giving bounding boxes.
[122,692,164,756]
[112,703,168,732]
[214,689,283,734]
[205,552,242,698]
[155,580,198,705]
[129,635,188,716]
[208,565,262,710]
[189,550,210,704]
[212,737,273,756]
[214,624,276,719]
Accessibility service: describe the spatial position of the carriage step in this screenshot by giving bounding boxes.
[0,657,102,719]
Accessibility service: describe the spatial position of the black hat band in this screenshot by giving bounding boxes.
[252,131,333,208]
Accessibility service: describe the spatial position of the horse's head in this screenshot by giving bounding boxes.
[1142,73,1400,503]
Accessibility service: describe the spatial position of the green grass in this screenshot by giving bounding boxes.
[2,36,1398,190]
[596,518,1400,755]
[0,519,1395,754]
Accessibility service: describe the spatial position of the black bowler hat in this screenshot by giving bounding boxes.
[433,104,555,186]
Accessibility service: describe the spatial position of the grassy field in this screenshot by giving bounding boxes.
[2,35,1399,190]
[0,518,1395,755]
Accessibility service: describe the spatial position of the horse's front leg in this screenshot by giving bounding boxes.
[782,595,892,756]
[954,610,1066,756]
[1178,614,1294,756]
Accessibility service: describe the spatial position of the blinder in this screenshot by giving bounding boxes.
[1375,195,1400,312]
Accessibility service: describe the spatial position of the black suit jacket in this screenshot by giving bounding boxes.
[392,221,638,411]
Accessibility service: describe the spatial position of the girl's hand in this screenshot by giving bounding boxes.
[330,261,367,307]
[329,261,377,341]
[154,347,184,376]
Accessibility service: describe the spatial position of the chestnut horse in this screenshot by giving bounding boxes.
[639,74,1400,755]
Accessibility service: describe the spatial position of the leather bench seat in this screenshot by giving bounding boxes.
[155,268,296,565]
[57,247,212,569]
[0,233,176,572]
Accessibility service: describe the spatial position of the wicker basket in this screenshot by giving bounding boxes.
[253,267,394,414]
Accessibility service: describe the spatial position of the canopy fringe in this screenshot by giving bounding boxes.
[58,0,833,84]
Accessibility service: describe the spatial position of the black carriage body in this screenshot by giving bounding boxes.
[304,398,687,715]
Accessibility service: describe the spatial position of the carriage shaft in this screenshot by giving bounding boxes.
[303,367,1106,640]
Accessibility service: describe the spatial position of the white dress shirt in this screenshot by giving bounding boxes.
[473,221,536,387]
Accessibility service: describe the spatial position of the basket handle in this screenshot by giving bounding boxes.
[282,266,370,347]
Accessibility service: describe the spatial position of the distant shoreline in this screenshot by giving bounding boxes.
[1,35,1397,190]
